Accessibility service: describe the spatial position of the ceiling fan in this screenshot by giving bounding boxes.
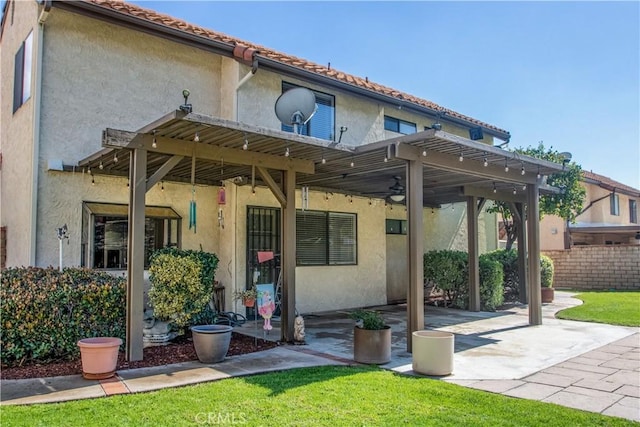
[387,176,406,203]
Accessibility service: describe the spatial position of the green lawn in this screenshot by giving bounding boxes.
[557,291,640,326]
[2,366,634,426]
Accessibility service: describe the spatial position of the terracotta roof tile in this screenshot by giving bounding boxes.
[583,170,640,196]
[82,0,507,135]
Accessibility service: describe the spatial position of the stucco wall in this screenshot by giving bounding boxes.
[540,215,566,250]
[544,246,640,290]
[0,0,39,266]
[230,185,387,314]
[33,9,224,266]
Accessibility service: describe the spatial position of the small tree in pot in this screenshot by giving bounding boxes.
[350,309,391,364]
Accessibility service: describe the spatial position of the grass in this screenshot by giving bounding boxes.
[2,366,635,426]
[557,291,640,326]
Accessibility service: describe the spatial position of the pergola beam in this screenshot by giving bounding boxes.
[393,143,540,185]
[256,167,287,207]
[146,155,184,192]
[102,129,315,174]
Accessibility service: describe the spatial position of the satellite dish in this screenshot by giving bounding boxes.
[275,87,317,134]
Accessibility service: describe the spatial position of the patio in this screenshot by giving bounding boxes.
[237,291,638,380]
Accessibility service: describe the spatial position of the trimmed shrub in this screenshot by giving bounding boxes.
[484,249,519,300]
[1,267,125,366]
[541,254,554,288]
[423,250,468,307]
[423,250,504,311]
[148,248,219,329]
[478,256,504,311]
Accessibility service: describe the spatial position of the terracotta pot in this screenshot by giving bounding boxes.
[412,331,454,376]
[77,337,122,380]
[541,287,554,303]
[243,298,255,308]
[191,325,233,363]
[353,326,391,364]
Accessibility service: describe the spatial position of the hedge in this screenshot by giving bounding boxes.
[1,267,126,366]
[483,250,555,299]
[423,250,504,311]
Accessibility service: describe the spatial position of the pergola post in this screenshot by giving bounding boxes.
[467,196,480,312]
[406,159,424,352]
[126,147,147,361]
[526,183,542,325]
[515,202,528,304]
[281,170,296,342]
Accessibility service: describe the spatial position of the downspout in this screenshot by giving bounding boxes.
[29,0,51,265]
[233,45,258,121]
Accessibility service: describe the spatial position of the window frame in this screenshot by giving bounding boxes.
[296,209,357,266]
[281,82,335,141]
[610,193,620,216]
[82,202,181,270]
[385,219,407,235]
[13,31,33,113]
[630,199,638,224]
[384,115,416,134]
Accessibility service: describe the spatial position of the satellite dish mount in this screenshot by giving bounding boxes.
[275,87,317,135]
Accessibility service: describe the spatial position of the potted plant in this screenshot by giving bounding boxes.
[234,286,257,307]
[540,255,555,303]
[77,337,123,379]
[350,309,391,364]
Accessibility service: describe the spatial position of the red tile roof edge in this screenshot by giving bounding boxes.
[78,0,508,136]
[583,170,640,197]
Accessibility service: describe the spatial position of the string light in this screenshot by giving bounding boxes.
[504,157,509,172]
[161,181,164,191]
[493,182,497,194]
[422,149,427,157]
[513,187,517,195]
[242,134,249,150]
[368,198,372,206]
[537,166,541,179]
[521,162,526,175]
[483,153,488,167]
[91,176,95,185]
[127,180,129,188]
[285,147,290,157]
[113,152,118,163]
[522,184,527,191]
[325,192,329,201]
[152,130,157,149]
[384,155,388,163]
[350,156,355,168]
[459,149,464,162]
[99,161,104,170]
[194,132,200,142]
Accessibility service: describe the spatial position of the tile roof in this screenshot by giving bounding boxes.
[583,170,640,197]
[80,0,508,136]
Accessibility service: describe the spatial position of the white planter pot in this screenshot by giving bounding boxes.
[412,331,454,376]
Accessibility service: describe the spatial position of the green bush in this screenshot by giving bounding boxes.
[350,309,386,330]
[148,248,219,329]
[541,254,554,288]
[423,250,504,311]
[1,267,125,366]
[483,249,519,299]
[423,250,468,307]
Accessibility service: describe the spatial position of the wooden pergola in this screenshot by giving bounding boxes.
[80,110,564,361]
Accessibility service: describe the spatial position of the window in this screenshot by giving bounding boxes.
[82,202,181,269]
[384,116,416,134]
[296,210,357,265]
[610,193,620,216]
[281,82,335,140]
[630,200,638,224]
[385,219,407,235]
[13,31,33,113]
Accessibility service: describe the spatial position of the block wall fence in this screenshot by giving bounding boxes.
[544,245,640,291]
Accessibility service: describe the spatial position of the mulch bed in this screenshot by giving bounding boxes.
[1,332,278,380]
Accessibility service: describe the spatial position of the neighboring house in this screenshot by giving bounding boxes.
[540,171,640,250]
[1,0,559,339]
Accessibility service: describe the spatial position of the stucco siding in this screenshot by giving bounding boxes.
[0,0,40,266]
[34,9,225,266]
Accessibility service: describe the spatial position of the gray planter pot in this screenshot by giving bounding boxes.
[353,326,391,364]
[191,325,233,363]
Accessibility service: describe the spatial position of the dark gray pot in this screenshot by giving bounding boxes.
[191,325,233,363]
[353,326,391,364]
